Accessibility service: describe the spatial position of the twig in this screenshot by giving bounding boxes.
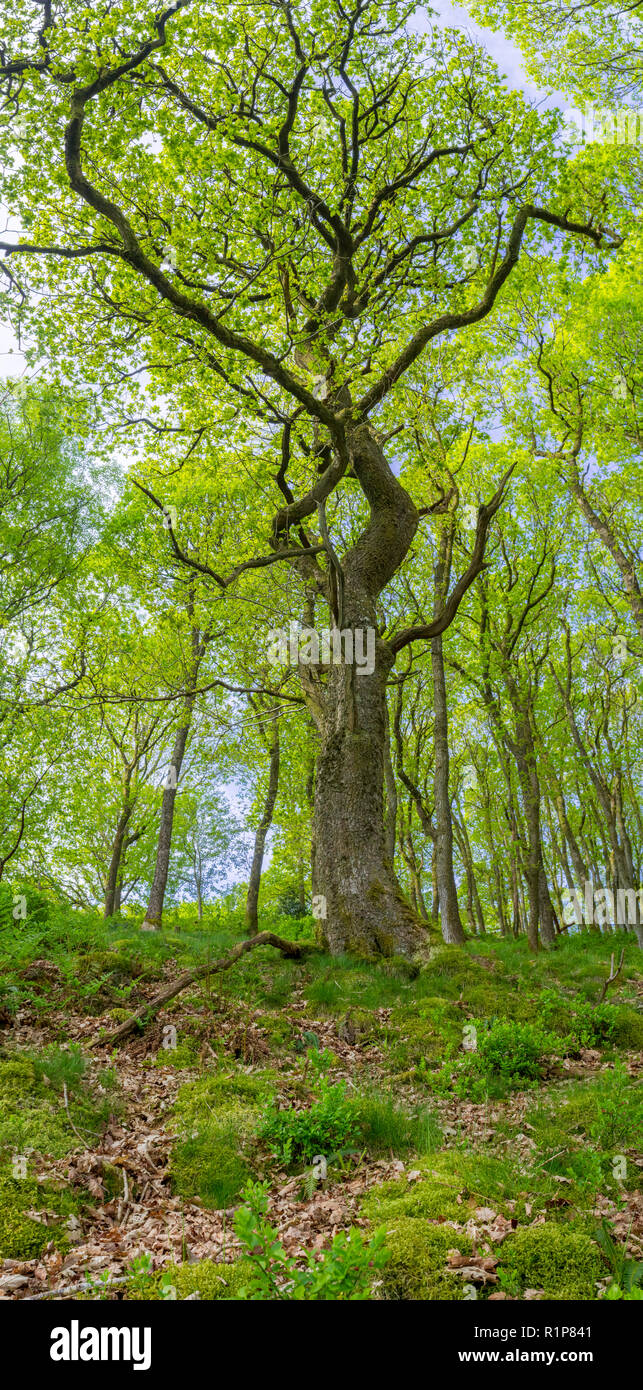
[597,948,626,1004]
[90,931,312,1048]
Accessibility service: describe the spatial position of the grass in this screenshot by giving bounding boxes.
[0,894,641,1300]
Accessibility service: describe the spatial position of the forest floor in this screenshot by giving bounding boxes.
[0,904,641,1301]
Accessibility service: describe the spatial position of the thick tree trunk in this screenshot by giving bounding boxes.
[298,416,498,956]
[245,720,280,933]
[313,640,424,956]
[299,421,427,957]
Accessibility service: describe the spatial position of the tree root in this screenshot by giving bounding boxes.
[90,931,310,1048]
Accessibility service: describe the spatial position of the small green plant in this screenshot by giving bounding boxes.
[593,1218,643,1293]
[32,1044,87,1095]
[589,1062,642,1150]
[85,1269,112,1299]
[258,1078,360,1166]
[126,1252,156,1296]
[537,989,618,1049]
[478,1019,556,1081]
[233,1180,387,1299]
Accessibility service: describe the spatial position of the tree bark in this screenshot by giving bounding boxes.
[431,516,465,945]
[245,716,280,934]
[432,635,466,943]
[141,715,192,931]
[141,616,206,931]
[313,637,424,954]
[104,795,132,918]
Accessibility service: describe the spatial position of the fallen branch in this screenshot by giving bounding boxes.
[90,931,310,1048]
[597,947,626,1005]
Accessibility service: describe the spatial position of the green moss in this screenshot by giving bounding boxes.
[151,1037,200,1069]
[362,1175,462,1223]
[378,1218,471,1300]
[0,1049,118,1163]
[0,1053,71,1158]
[261,1015,294,1049]
[610,1007,643,1050]
[0,1174,51,1259]
[0,1057,37,1100]
[497,1223,602,1299]
[388,1000,459,1072]
[127,1259,251,1301]
[0,1171,79,1259]
[169,1070,275,1209]
[77,949,142,981]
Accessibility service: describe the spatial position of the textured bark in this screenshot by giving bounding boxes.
[513,705,541,952]
[538,865,557,946]
[303,422,427,956]
[294,411,504,954]
[313,638,424,955]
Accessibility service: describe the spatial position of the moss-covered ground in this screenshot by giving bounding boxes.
[0,899,641,1300]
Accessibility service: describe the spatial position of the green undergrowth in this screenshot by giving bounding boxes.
[360,1152,613,1301]
[125,1258,253,1301]
[496,1224,602,1300]
[1,898,641,1300]
[168,1069,277,1208]
[0,1168,84,1260]
[0,1046,119,1164]
[258,1073,441,1169]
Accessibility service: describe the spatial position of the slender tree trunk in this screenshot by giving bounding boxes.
[431,517,465,945]
[141,715,192,931]
[245,719,280,934]
[383,703,398,868]
[104,796,132,918]
[506,687,544,952]
[141,614,206,932]
[432,632,465,943]
[399,827,430,922]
